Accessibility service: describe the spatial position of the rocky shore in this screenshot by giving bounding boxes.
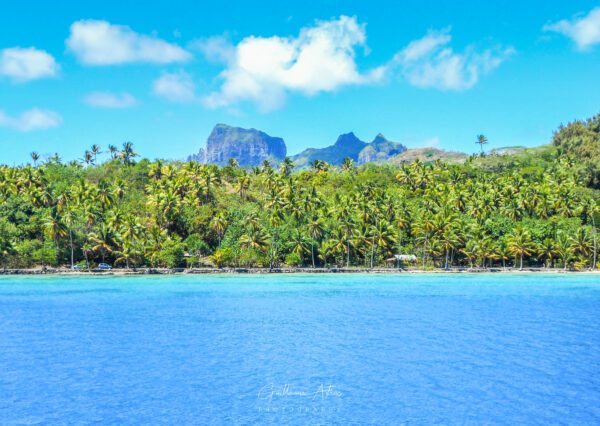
[1,267,599,275]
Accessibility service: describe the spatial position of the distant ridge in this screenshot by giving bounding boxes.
[387,148,468,165]
[291,132,407,169]
[186,125,465,168]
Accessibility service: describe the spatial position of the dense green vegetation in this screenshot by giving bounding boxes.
[552,113,600,189]
[1,116,599,271]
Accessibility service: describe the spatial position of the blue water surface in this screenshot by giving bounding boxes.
[0,274,599,425]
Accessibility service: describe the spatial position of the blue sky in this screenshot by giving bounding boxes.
[1,0,599,164]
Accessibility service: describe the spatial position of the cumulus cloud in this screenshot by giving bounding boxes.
[83,92,137,108]
[393,28,514,91]
[66,19,192,65]
[0,108,62,131]
[189,35,236,64]
[0,47,59,82]
[201,16,385,112]
[544,7,600,50]
[152,71,196,102]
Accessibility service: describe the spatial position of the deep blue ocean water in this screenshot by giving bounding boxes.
[0,273,599,425]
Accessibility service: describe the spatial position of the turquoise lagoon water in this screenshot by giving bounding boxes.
[0,274,599,424]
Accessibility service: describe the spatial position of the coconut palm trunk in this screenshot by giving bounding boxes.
[69,225,74,269]
[346,230,350,268]
[593,215,597,269]
[370,216,377,269]
[520,254,523,270]
[311,236,315,268]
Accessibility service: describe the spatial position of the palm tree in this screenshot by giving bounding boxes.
[0,229,12,271]
[395,206,410,265]
[438,227,459,269]
[579,198,599,269]
[60,205,76,269]
[82,240,93,271]
[97,179,115,212]
[112,179,127,204]
[476,134,488,154]
[210,212,227,248]
[120,142,138,165]
[569,228,592,269]
[538,238,557,268]
[555,232,572,271]
[473,234,494,268]
[82,150,93,165]
[307,216,325,268]
[120,214,143,247]
[267,208,284,267]
[341,157,354,172]
[239,225,268,252]
[494,241,511,270]
[90,224,117,263]
[280,157,294,177]
[49,153,61,164]
[30,151,40,166]
[289,229,309,262]
[44,207,67,253]
[334,202,355,268]
[228,158,239,168]
[412,214,434,268]
[108,144,118,159]
[461,240,478,268]
[507,226,535,269]
[148,160,164,180]
[322,228,350,267]
[91,144,101,163]
[372,219,395,268]
[237,173,251,200]
[115,240,138,269]
[201,166,221,201]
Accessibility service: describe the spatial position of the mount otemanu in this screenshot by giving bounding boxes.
[187,124,286,167]
[188,124,407,167]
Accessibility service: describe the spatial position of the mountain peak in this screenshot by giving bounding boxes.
[334,132,364,147]
[190,124,286,166]
[371,133,388,144]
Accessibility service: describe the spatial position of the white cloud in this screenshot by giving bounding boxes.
[543,7,600,50]
[393,28,514,91]
[189,35,236,64]
[0,108,62,131]
[66,19,192,65]
[401,31,451,62]
[83,92,137,108]
[0,47,59,82]
[201,16,385,112]
[152,71,196,102]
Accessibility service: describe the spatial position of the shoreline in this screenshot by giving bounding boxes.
[1,267,599,276]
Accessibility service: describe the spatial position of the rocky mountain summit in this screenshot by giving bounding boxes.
[357,133,407,164]
[188,124,407,168]
[188,124,286,166]
[292,132,406,169]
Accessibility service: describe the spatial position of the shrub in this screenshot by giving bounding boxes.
[238,248,267,267]
[157,239,185,268]
[285,252,302,267]
[210,248,235,268]
[32,242,57,267]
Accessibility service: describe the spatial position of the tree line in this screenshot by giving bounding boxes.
[0,116,599,271]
